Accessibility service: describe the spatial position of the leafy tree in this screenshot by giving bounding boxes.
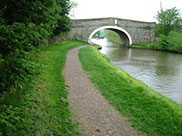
[53,0,71,35]
[156,7,182,35]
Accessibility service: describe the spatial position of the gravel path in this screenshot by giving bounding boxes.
[63,46,141,136]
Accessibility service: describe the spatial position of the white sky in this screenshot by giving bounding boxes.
[70,0,182,22]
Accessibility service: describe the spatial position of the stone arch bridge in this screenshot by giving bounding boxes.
[69,17,156,46]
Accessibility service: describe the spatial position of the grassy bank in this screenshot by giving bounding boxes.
[0,40,86,136]
[79,46,182,136]
[132,42,152,47]
[132,31,182,54]
[27,41,86,135]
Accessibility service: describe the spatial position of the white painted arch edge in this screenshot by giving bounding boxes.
[88,26,132,45]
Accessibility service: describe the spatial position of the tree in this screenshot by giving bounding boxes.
[53,0,72,35]
[156,7,182,35]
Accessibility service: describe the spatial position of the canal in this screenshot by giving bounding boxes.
[91,39,182,104]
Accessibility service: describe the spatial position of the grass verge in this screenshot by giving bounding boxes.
[132,42,152,47]
[27,40,86,135]
[0,40,86,136]
[79,46,182,136]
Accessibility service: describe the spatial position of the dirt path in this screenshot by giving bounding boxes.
[63,46,141,136]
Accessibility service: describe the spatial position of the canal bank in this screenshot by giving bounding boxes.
[132,42,182,54]
[92,39,182,104]
[79,45,182,136]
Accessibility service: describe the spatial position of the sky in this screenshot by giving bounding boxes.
[70,0,182,22]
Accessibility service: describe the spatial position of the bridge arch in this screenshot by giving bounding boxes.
[88,26,132,46]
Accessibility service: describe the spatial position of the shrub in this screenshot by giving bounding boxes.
[0,22,42,93]
[0,0,72,135]
[151,31,182,53]
[167,31,182,53]
[0,105,29,136]
[151,34,169,50]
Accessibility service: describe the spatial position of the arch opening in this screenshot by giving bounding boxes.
[88,26,132,46]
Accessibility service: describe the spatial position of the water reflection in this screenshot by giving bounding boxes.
[91,39,182,104]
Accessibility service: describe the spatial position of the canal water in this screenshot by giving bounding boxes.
[91,38,182,104]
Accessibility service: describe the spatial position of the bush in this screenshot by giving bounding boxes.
[0,22,44,93]
[0,0,72,135]
[0,105,28,136]
[151,34,169,50]
[167,31,182,53]
[154,7,182,53]
[151,31,182,53]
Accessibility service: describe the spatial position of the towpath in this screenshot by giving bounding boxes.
[63,46,141,136]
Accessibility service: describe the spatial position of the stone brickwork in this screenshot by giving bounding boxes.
[69,17,156,46]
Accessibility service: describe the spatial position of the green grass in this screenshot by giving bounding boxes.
[0,40,86,136]
[132,42,152,47]
[27,40,86,135]
[79,46,182,136]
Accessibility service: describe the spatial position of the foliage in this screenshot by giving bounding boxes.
[167,31,182,53]
[132,42,152,47]
[0,41,86,135]
[0,0,65,94]
[0,105,29,136]
[0,22,43,93]
[27,41,85,136]
[53,15,71,35]
[150,31,182,53]
[79,46,182,136]
[0,0,72,135]
[92,31,101,38]
[149,7,182,53]
[0,0,61,33]
[53,0,72,35]
[151,34,169,50]
[105,30,122,45]
[156,7,182,35]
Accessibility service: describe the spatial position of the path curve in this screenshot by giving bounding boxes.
[63,46,141,136]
